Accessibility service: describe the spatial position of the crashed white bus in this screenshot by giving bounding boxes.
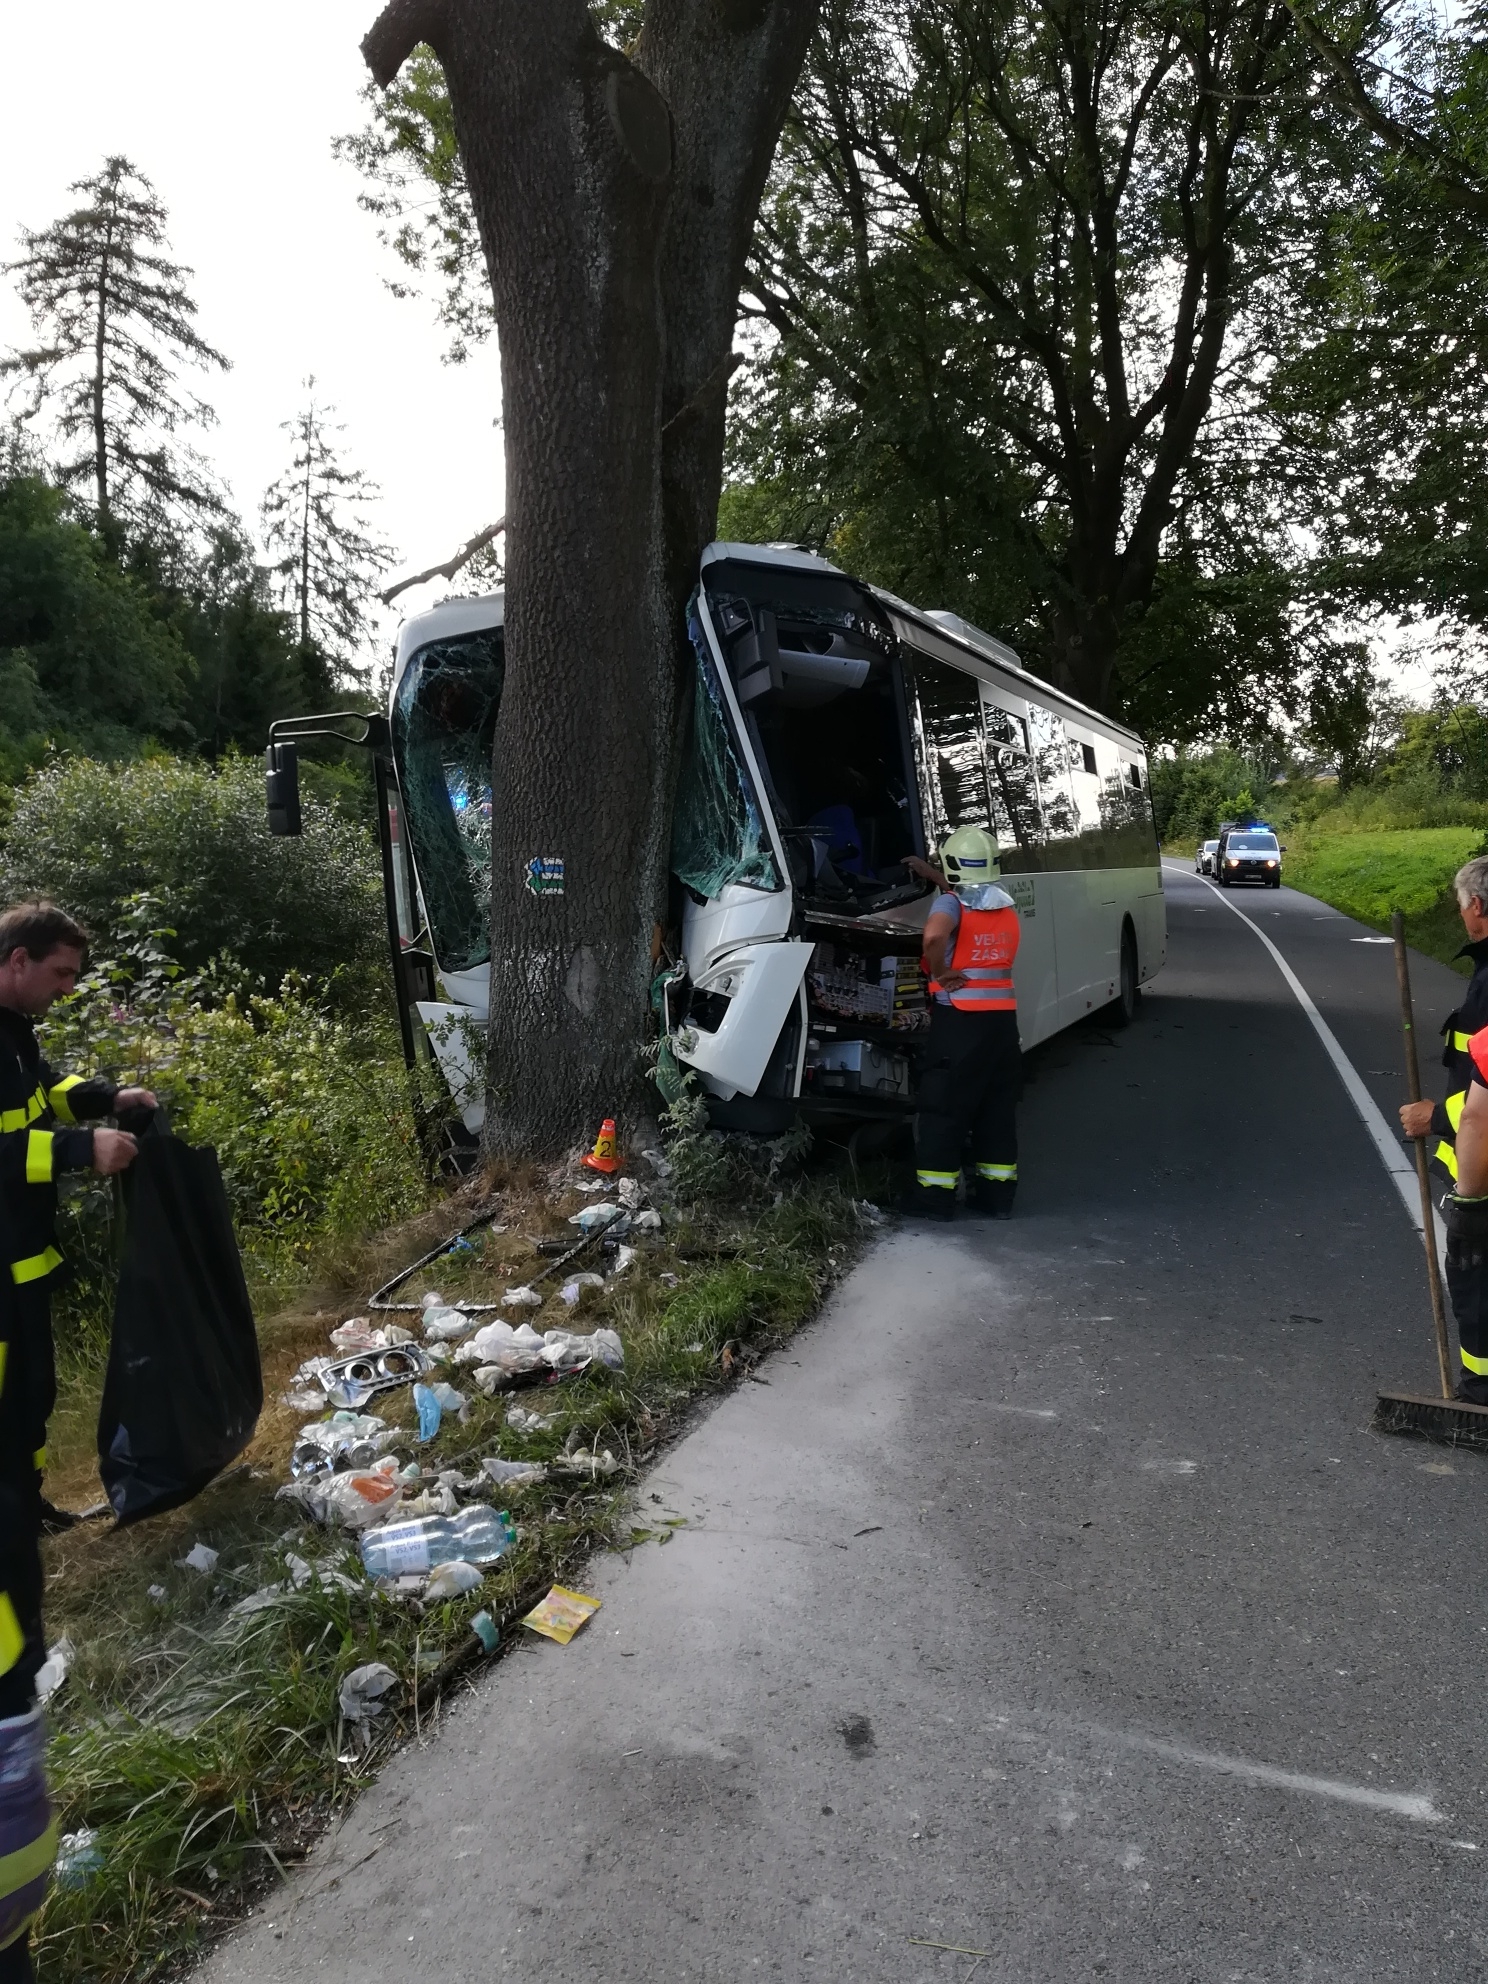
[267,542,1165,1137]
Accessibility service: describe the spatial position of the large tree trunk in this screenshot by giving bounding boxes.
[364,0,819,1157]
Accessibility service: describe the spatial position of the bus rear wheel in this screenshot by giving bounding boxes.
[1110,923,1140,1026]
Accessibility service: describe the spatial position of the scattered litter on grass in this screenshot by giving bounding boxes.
[279,1457,403,1529]
[329,1316,415,1352]
[180,1542,219,1575]
[522,1586,601,1644]
[424,1560,483,1601]
[320,1345,433,1410]
[480,1455,548,1486]
[506,1405,555,1434]
[414,1383,441,1442]
[633,1208,663,1232]
[471,1610,500,1652]
[291,1413,401,1478]
[560,1272,606,1306]
[54,1828,104,1888]
[35,1636,74,1704]
[361,1508,517,1576]
[501,1284,544,1309]
[568,1202,627,1236]
[146,1583,167,1603]
[338,1662,399,1722]
[611,1246,638,1277]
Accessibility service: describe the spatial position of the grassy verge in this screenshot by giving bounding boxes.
[1279,824,1485,973]
[32,1144,872,1983]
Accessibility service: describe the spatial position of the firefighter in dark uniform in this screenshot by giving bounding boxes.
[1399,858,1488,1401]
[0,904,151,1982]
[908,828,1022,1221]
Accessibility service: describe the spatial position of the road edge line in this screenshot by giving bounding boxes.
[1189,871,1441,1252]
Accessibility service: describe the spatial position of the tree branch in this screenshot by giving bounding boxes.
[381,517,504,603]
[362,0,449,86]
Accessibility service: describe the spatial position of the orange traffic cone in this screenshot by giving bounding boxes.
[581,1117,619,1174]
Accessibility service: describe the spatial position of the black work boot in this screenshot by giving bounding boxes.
[971,1179,1016,1220]
[38,1499,80,1535]
[1454,1376,1488,1406]
[904,1182,957,1222]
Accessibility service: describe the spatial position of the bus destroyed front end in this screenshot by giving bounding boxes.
[664,547,936,1131]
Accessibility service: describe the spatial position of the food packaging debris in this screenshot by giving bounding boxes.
[617,1177,644,1211]
[542,1326,625,1373]
[400,1480,460,1518]
[278,1456,403,1530]
[291,1412,399,1478]
[554,1448,619,1480]
[180,1542,219,1575]
[632,1208,663,1232]
[480,1455,548,1485]
[414,1383,443,1442]
[560,1273,606,1307]
[661,1274,680,1289]
[425,1559,484,1601]
[430,1381,466,1413]
[283,1388,330,1414]
[572,1177,608,1195]
[502,1284,544,1309]
[328,1316,378,1352]
[567,1202,627,1235]
[422,1302,479,1342]
[470,1609,500,1652]
[147,1584,167,1604]
[640,1146,673,1180]
[35,1636,75,1705]
[54,1828,104,1888]
[338,1661,400,1722]
[610,1246,639,1277]
[506,1405,555,1433]
[420,1291,445,1309]
[522,1586,602,1645]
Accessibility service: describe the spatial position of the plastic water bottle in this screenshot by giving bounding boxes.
[360,1505,517,1577]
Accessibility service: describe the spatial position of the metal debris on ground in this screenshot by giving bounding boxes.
[522,1586,602,1644]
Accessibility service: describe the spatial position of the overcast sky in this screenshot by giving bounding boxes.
[0,0,504,641]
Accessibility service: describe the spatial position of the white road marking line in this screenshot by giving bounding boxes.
[992,1707,1447,1823]
[1110,1727,1445,1822]
[1185,871,1443,1256]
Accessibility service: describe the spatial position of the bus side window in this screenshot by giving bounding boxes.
[983,700,1043,864]
[1028,705,1078,862]
[906,651,993,840]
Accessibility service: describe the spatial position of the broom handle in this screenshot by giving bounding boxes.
[1392,910,1453,1399]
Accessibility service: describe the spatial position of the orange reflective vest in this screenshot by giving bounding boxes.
[925,895,1020,1012]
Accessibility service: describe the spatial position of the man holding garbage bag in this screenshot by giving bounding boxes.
[0,903,152,1982]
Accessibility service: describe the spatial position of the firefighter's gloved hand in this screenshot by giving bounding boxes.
[1442,1193,1488,1241]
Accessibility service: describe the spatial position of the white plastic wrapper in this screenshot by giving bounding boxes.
[278,1456,404,1531]
[425,1560,484,1601]
[338,1661,399,1721]
[560,1273,606,1306]
[422,1303,479,1341]
[502,1284,544,1310]
[480,1455,548,1485]
[180,1542,219,1575]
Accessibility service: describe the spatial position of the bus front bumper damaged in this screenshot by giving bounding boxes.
[668,942,812,1101]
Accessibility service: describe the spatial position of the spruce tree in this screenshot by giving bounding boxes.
[259,382,393,689]
[2,156,228,540]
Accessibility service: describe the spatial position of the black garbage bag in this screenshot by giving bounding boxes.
[97,1127,262,1525]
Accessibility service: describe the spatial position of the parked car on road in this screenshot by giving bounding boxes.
[1196,839,1218,876]
[1216,828,1283,888]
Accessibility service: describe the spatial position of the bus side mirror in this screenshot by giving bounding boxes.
[266,741,302,837]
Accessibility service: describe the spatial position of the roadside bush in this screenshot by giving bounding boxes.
[0,752,384,990]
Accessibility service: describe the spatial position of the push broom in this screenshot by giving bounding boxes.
[1372,909,1488,1447]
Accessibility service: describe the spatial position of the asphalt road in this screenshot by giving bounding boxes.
[202,866,1488,1984]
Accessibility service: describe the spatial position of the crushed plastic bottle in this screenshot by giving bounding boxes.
[360,1505,518,1578]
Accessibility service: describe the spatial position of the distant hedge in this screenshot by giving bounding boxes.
[0,753,385,990]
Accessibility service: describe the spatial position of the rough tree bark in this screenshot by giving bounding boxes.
[363,0,819,1157]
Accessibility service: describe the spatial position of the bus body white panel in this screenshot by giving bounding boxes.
[673,941,813,1100]
[415,1000,485,1134]
[680,884,793,983]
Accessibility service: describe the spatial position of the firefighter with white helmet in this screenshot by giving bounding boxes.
[909,826,1022,1220]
